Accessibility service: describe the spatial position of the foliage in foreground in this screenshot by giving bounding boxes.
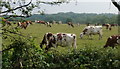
[2,37,120,69]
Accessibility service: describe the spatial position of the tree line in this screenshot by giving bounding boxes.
[24,12,118,24]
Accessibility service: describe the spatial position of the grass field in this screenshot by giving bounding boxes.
[2,23,120,69]
[19,23,119,53]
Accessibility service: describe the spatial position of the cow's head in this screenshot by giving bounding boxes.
[80,33,84,39]
[45,35,56,50]
[40,32,53,48]
[80,28,88,39]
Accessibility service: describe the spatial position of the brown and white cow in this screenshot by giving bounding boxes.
[40,32,77,50]
[36,20,51,27]
[80,26,103,40]
[2,19,11,26]
[36,21,46,25]
[17,22,28,29]
[26,21,33,25]
[102,24,112,30]
[104,35,120,48]
[17,21,32,29]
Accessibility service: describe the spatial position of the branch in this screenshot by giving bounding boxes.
[2,28,26,37]
[0,0,32,14]
[1,45,16,53]
[111,0,120,11]
[40,1,63,5]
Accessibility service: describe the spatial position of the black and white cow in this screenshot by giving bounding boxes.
[40,32,77,50]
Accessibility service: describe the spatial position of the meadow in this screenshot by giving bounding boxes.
[2,23,120,69]
[20,23,119,53]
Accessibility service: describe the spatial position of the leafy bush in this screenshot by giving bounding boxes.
[2,37,48,69]
[2,37,120,69]
[43,46,120,69]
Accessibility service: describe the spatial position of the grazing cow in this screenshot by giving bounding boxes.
[2,19,11,26]
[80,26,102,40]
[102,24,112,30]
[104,35,120,48]
[67,22,74,28]
[36,20,51,27]
[46,22,52,27]
[17,22,29,29]
[110,24,118,27]
[36,20,46,25]
[40,32,77,51]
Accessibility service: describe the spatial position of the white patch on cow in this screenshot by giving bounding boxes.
[54,33,77,49]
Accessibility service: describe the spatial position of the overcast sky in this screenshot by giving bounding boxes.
[32,0,119,14]
[35,2,118,14]
[1,0,119,14]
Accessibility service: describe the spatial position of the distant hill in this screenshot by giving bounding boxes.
[25,12,117,24]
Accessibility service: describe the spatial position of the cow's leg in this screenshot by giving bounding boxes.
[73,36,77,49]
[98,31,102,40]
[40,43,43,48]
[99,34,102,40]
[111,44,115,48]
[104,45,108,48]
[89,34,93,40]
[66,42,72,52]
[72,40,77,53]
[52,43,57,48]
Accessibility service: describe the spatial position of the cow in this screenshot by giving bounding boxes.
[26,21,33,25]
[17,22,29,29]
[35,20,46,25]
[110,24,118,27]
[2,19,11,26]
[102,24,112,30]
[104,35,120,48]
[80,26,102,40]
[36,20,51,27]
[40,32,77,51]
[46,22,52,27]
[67,22,74,28]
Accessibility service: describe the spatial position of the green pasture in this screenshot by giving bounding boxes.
[18,23,119,53]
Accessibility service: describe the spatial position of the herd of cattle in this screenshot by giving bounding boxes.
[2,19,120,51]
[40,26,120,51]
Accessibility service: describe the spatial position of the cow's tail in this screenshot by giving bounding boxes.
[73,35,77,49]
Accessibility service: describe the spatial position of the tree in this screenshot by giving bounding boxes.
[0,0,70,19]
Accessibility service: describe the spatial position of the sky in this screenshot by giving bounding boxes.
[32,0,119,14]
[1,0,119,15]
